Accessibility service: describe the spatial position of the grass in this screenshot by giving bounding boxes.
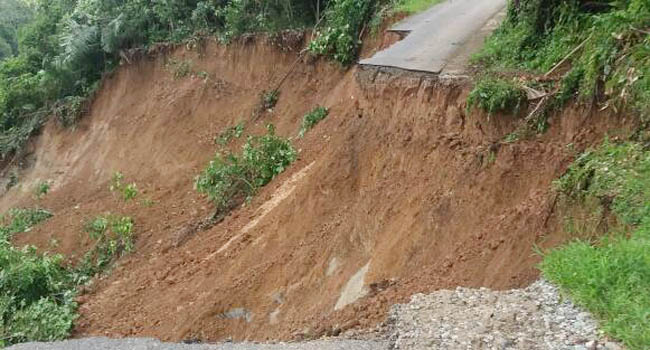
[196,124,296,216]
[466,76,527,115]
[541,140,650,349]
[393,0,443,14]
[472,0,650,121]
[298,106,329,137]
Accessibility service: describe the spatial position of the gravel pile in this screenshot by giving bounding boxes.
[386,280,622,350]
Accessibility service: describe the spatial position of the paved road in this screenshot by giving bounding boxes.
[6,338,388,350]
[359,0,507,74]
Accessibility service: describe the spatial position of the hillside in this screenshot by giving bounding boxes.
[0,0,649,349]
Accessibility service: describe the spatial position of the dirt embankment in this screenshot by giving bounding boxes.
[1,35,631,342]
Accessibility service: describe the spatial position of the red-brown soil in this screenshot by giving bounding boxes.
[1,36,632,342]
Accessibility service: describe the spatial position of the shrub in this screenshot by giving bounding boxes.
[196,124,296,214]
[76,214,135,281]
[216,121,246,146]
[298,106,329,137]
[542,140,650,349]
[473,0,650,120]
[466,77,526,115]
[7,297,77,342]
[0,208,53,240]
[109,171,138,201]
[308,0,374,64]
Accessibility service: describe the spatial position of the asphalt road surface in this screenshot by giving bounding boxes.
[359,0,507,74]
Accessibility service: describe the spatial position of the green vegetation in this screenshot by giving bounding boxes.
[34,181,50,199]
[216,121,245,145]
[298,106,329,137]
[308,0,375,64]
[0,0,32,60]
[473,0,650,120]
[166,58,193,79]
[0,208,52,240]
[110,172,138,201]
[466,77,526,115]
[75,214,135,282]
[541,140,650,349]
[0,206,77,345]
[196,124,296,215]
[260,89,280,111]
[393,0,442,14]
[0,207,135,345]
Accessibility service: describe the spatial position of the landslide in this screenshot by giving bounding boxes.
[0,37,632,342]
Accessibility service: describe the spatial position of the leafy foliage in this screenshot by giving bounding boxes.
[473,0,650,120]
[542,140,650,349]
[466,77,526,115]
[0,208,52,241]
[216,121,245,145]
[76,214,135,281]
[196,124,296,214]
[0,206,77,345]
[308,0,375,64]
[110,171,138,201]
[298,105,328,137]
[34,181,50,199]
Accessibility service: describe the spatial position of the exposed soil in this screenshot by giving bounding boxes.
[1,34,634,343]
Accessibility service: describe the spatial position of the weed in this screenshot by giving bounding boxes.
[543,139,650,348]
[474,0,650,121]
[166,58,193,79]
[196,124,296,215]
[298,106,329,137]
[76,214,135,281]
[6,170,18,190]
[260,89,280,111]
[216,121,246,146]
[467,77,527,115]
[0,208,53,240]
[140,198,155,207]
[109,171,138,201]
[34,181,50,199]
[0,207,74,344]
[503,132,519,143]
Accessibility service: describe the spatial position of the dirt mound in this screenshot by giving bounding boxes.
[1,37,631,342]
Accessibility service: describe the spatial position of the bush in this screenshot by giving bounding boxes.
[542,140,650,349]
[473,0,650,120]
[466,77,526,115]
[298,106,328,137]
[308,0,375,64]
[196,124,296,214]
[0,208,53,240]
[7,297,77,343]
[76,214,135,281]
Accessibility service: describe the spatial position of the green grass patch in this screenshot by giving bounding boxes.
[541,140,650,349]
[196,124,296,216]
[466,76,526,115]
[298,106,329,137]
[393,0,443,14]
[473,0,650,120]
